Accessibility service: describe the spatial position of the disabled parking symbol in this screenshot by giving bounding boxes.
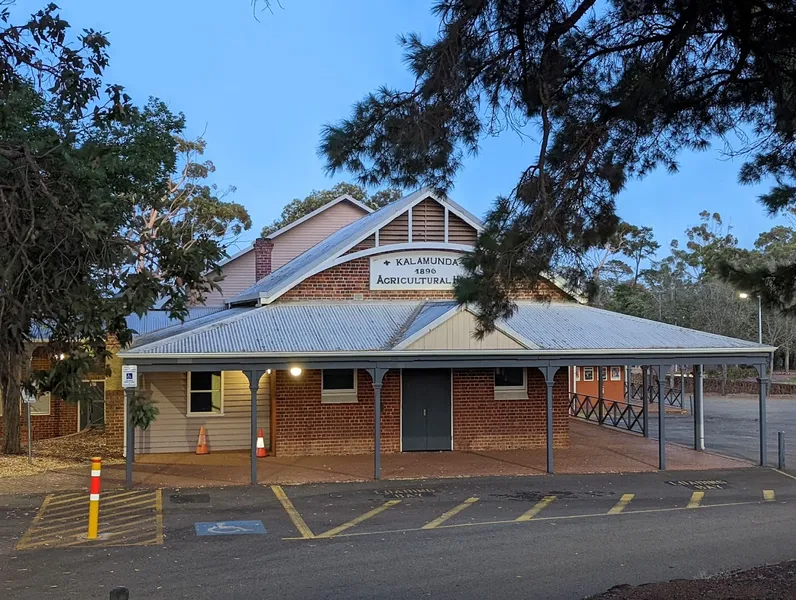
[195,520,267,536]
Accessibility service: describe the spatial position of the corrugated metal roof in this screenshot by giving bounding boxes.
[505,303,764,350]
[121,300,767,357]
[229,189,483,305]
[127,303,420,354]
[129,308,252,348]
[126,307,225,337]
[392,301,458,346]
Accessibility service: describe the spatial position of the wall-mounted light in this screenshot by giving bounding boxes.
[266,369,272,375]
[289,367,302,377]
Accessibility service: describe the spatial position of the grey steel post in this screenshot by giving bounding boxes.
[26,399,32,464]
[125,388,134,489]
[625,366,631,404]
[658,364,668,470]
[248,370,263,486]
[693,364,704,450]
[778,432,786,470]
[680,368,685,407]
[641,366,649,438]
[757,363,768,467]
[597,366,604,424]
[543,366,559,474]
[758,295,763,345]
[369,368,386,480]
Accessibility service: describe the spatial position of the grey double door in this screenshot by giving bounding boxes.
[401,369,451,452]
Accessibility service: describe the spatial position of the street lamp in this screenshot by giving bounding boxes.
[739,292,763,345]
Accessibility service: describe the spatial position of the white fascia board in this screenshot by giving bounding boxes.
[265,195,372,240]
[119,346,777,359]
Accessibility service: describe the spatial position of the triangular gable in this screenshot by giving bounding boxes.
[395,306,536,351]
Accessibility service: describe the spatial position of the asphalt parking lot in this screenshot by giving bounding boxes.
[2,468,794,599]
[649,395,796,468]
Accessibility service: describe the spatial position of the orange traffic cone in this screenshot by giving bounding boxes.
[256,428,267,458]
[196,426,209,455]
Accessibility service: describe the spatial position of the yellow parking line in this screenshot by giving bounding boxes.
[317,500,401,538]
[687,492,704,509]
[16,495,53,550]
[516,496,556,522]
[763,489,776,502]
[155,489,164,544]
[271,485,315,539]
[44,493,86,507]
[422,497,479,530]
[608,494,634,515]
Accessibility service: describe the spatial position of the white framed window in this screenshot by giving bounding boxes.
[494,367,527,400]
[187,371,224,416]
[610,367,622,381]
[583,367,594,382]
[574,367,581,381]
[322,369,358,404]
[28,392,51,416]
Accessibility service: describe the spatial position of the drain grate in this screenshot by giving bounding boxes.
[169,493,211,504]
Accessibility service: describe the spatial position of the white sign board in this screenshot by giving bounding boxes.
[370,251,466,290]
[21,390,37,404]
[122,365,138,388]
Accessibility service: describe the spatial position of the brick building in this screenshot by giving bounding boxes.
[117,188,773,482]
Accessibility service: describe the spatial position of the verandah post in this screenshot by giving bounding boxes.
[657,363,669,470]
[641,366,649,438]
[246,369,265,486]
[542,366,560,474]
[368,367,387,480]
[693,364,704,451]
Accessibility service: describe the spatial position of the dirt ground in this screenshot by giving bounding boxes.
[0,429,123,478]
[592,561,796,599]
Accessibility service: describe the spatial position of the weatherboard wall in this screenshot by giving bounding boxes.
[137,371,270,454]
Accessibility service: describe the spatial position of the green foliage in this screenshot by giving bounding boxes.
[0,8,249,453]
[321,0,796,331]
[261,182,401,237]
[129,392,159,431]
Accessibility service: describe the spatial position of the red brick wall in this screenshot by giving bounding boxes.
[254,238,274,280]
[275,367,570,456]
[453,368,569,451]
[0,347,79,444]
[280,253,567,302]
[275,369,401,456]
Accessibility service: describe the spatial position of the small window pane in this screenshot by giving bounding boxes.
[583,368,594,381]
[495,367,524,388]
[191,372,217,391]
[323,369,355,391]
[190,391,213,413]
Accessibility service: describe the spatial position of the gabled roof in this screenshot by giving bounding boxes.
[120,300,773,358]
[228,188,484,306]
[205,195,374,272]
[265,194,373,240]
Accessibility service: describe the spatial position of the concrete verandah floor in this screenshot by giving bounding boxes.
[0,420,752,495]
[101,420,750,489]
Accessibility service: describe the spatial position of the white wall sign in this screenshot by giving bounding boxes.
[122,365,138,388]
[370,251,466,290]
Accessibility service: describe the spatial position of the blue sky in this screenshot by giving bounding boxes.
[55,0,784,256]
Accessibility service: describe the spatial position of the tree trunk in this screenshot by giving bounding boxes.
[786,344,790,374]
[721,364,728,396]
[1,358,23,454]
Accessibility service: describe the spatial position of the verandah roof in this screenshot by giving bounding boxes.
[118,300,773,362]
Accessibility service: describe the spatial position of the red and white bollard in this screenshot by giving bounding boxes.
[87,456,102,539]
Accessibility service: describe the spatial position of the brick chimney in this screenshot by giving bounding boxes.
[254,238,274,280]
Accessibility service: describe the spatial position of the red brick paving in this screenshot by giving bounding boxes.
[0,420,751,495]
